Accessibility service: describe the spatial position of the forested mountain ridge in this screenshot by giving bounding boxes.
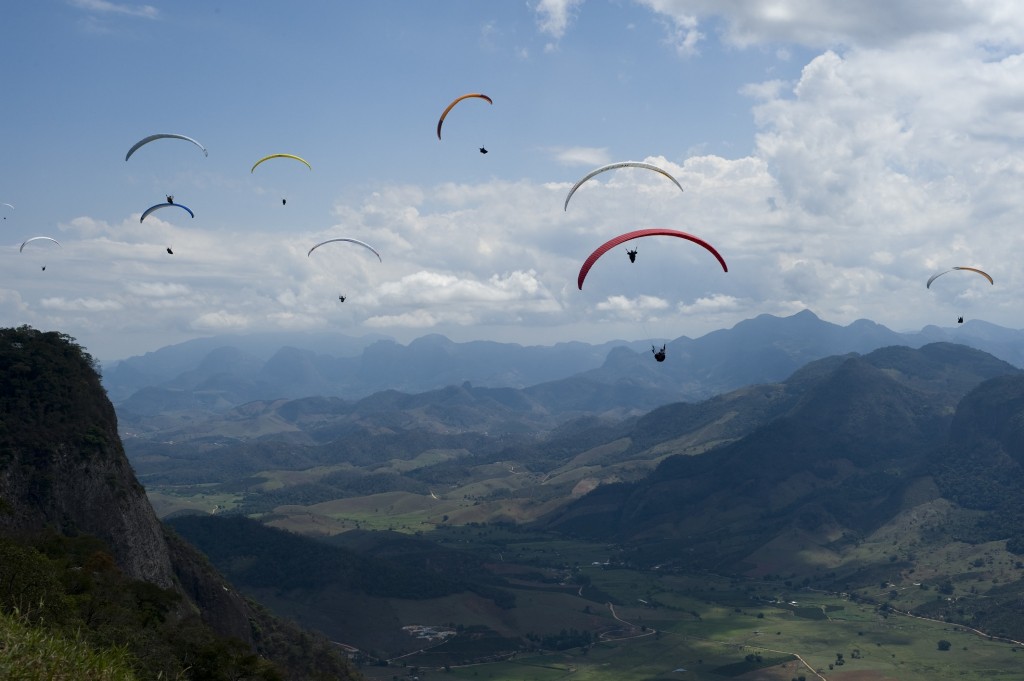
[539,343,1024,569]
[0,326,361,680]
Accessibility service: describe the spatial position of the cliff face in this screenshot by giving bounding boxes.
[0,326,174,588]
[0,326,362,680]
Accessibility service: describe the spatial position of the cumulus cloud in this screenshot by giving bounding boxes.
[633,0,987,51]
[23,1,1024,357]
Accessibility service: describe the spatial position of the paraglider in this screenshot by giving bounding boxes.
[929,266,991,286]
[251,154,311,206]
[626,248,638,263]
[19,236,60,253]
[436,93,492,140]
[140,202,195,222]
[577,228,727,290]
[564,162,684,211]
[125,133,208,161]
[652,344,666,362]
[20,236,60,270]
[338,295,346,303]
[307,237,382,261]
[250,154,312,173]
[479,146,488,154]
[167,247,174,255]
[2,203,12,219]
[927,267,992,324]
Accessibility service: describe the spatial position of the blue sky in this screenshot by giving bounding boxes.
[3,1,1023,360]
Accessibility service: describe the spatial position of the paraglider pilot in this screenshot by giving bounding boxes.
[652,344,666,362]
[957,316,964,324]
[626,248,638,263]
[338,295,346,303]
[166,195,174,204]
[282,198,287,205]
[479,146,488,154]
[166,247,174,255]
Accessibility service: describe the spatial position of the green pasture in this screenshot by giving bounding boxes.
[146,486,241,518]
[140,469,1024,680]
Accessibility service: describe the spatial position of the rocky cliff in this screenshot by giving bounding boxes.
[0,326,175,587]
[0,326,360,680]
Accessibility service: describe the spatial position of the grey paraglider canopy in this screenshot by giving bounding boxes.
[564,161,684,211]
[307,238,382,261]
[126,133,208,161]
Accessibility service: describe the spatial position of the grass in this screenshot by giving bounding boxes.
[0,610,139,681]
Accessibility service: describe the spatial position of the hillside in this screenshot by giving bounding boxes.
[541,344,1020,558]
[0,326,361,681]
[117,338,1024,664]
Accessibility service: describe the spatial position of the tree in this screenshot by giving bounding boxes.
[938,640,952,651]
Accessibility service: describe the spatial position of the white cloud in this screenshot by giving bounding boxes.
[191,311,251,332]
[40,297,124,312]
[550,146,612,167]
[68,0,158,19]
[633,0,994,50]
[533,0,585,39]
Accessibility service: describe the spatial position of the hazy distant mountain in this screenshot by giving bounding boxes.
[539,342,1024,578]
[105,310,1024,428]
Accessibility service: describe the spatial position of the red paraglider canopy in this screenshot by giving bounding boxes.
[577,228,727,290]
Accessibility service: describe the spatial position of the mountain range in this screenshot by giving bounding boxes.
[7,311,1024,672]
[103,311,1024,424]
[137,336,1024,652]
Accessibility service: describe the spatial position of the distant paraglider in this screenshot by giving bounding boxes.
[652,344,666,362]
[925,267,993,288]
[250,154,312,173]
[20,236,60,270]
[307,238,382,261]
[251,154,311,206]
[2,203,12,219]
[927,267,992,326]
[436,93,492,140]
[19,236,60,253]
[140,202,195,222]
[564,162,684,211]
[125,133,208,161]
[577,228,727,290]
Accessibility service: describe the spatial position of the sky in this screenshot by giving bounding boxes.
[3,1,1024,361]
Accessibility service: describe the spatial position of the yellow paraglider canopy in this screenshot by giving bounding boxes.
[250,154,312,173]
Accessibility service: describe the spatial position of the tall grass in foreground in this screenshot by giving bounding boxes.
[0,609,139,681]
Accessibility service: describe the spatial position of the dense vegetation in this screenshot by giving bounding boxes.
[170,514,515,608]
[0,326,112,458]
[934,375,1024,554]
[0,534,287,680]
